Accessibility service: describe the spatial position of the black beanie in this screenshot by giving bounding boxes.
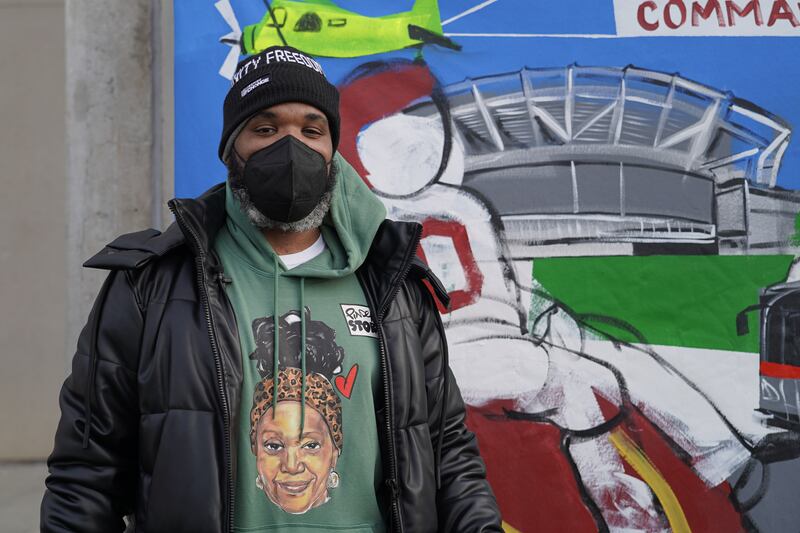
[219,46,340,162]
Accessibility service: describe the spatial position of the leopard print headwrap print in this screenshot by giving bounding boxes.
[250,366,343,454]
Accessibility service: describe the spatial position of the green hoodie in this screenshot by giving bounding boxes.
[213,153,388,532]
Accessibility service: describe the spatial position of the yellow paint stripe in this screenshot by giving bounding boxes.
[502,521,523,533]
[609,429,692,533]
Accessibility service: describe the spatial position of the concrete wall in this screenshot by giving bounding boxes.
[0,0,66,460]
[66,0,172,355]
[0,0,173,460]
[65,0,163,368]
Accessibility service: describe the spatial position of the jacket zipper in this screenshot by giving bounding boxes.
[358,224,423,533]
[169,200,235,533]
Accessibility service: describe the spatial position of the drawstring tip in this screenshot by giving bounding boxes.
[81,426,90,449]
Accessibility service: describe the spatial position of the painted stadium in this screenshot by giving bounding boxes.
[405,65,798,258]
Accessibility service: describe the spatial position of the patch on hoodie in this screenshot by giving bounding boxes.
[340,304,378,338]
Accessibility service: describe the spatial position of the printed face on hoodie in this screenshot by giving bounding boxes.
[255,400,339,514]
[234,101,333,170]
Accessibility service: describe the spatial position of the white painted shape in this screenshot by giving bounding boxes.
[215,0,242,80]
[547,305,585,355]
[215,0,241,33]
[611,472,666,523]
[357,113,465,194]
[513,259,534,320]
[448,336,549,406]
[583,339,764,485]
[519,310,666,529]
[420,235,468,292]
[519,311,622,430]
[522,242,634,257]
[219,41,241,80]
[571,438,668,531]
[438,132,466,186]
[381,185,524,335]
[377,183,543,406]
[642,342,781,443]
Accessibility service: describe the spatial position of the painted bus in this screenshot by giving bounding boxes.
[739,280,800,430]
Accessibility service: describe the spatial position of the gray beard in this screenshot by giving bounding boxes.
[228,157,337,233]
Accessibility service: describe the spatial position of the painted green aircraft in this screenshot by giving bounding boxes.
[237,0,460,58]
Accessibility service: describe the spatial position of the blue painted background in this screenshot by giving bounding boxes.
[175,0,800,197]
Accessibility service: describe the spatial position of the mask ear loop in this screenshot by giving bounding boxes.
[231,144,249,170]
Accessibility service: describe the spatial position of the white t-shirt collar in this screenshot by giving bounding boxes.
[278,233,326,270]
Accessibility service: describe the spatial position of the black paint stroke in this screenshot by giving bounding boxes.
[261,0,288,47]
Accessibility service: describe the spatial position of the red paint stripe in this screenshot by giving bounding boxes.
[760,361,800,379]
[465,402,598,532]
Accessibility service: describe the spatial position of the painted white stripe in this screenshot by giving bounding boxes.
[472,84,505,151]
[573,101,616,140]
[441,0,500,27]
[445,32,625,38]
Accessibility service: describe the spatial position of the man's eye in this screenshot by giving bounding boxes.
[264,441,283,452]
[303,128,322,136]
[302,441,321,450]
[255,126,276,134]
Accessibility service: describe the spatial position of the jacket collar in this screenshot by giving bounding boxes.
[356,219,423,319]
[168,182,228,269]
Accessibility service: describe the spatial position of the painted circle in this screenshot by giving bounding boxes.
[357,113,464,196]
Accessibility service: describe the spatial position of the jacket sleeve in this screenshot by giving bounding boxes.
[41,270,142,532]
[413,279,504,532]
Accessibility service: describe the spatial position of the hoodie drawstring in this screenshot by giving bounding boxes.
[271,255,307,440]
[299,278,306,440]
[272,255,280,419]
[82,273,116,449]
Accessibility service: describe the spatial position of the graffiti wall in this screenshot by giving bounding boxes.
[175,1,800,531]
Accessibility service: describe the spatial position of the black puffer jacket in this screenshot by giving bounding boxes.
[41,183,502,533]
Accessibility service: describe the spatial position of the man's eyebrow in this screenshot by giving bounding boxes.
[253,110,277,119]
[305,112,327,124]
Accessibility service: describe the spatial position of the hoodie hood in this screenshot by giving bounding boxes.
[223,151,386,278]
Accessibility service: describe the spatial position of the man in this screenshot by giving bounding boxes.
[41,45,501,532]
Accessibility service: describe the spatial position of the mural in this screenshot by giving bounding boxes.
[175,1,800,531]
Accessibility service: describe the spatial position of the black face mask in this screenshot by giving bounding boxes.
[241,135,329,223]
